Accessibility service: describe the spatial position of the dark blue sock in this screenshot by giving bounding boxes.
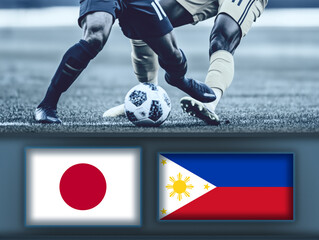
[158,49,187,84]
[38,40,98,109]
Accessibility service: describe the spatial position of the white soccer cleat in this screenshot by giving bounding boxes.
[102,104,126,118]
[180,96,220,126]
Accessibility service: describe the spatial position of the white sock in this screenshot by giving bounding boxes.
[204,88,222,112]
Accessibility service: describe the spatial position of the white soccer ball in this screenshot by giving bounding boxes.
[124,83,171,127]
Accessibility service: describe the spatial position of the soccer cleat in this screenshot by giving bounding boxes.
[165,74,216,103]
[34,106,62,124]
[102,104,126,118]
[180,96,220,125]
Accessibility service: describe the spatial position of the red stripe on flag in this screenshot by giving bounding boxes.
[163,187,293,220]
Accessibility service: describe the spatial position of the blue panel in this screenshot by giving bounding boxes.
[162,153,293,187]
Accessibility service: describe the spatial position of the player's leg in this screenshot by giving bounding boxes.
[116,0,192,89]
[35,10,114,123]
[181,0,268,125]
[180,13,239,125]
[128,0,193,84]
[143,32,215,103]
[202,13,239,112]
[129,0,194,84]
[129,0,193,85]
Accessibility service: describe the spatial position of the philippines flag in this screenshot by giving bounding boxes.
[26,148,141,226]
[159,153,293,221]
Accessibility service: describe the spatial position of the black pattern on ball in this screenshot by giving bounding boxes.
[129,90,147,107]
[126,111,138,122]
[143,83,157,91]
[149,100,163,121]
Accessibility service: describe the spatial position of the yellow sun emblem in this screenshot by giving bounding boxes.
[166,173,194,201]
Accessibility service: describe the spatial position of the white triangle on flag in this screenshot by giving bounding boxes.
[159,154,216,219]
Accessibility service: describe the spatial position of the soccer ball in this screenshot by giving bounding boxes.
[124,83,171,127]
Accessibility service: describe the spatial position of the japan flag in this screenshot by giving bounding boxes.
[26,148,141,226]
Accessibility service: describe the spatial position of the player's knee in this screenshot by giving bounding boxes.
[209,13,241,56]
[86,34,105,52]
[85,26,108,52]
[83,13,113,52]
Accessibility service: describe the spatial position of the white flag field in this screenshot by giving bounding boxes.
[26,148,141,226]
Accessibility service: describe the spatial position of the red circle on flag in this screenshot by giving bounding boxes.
[59,163,107,210]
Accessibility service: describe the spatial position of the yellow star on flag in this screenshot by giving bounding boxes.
[204,184,210,190]
[161,208,167,214]
[161,160,167,166]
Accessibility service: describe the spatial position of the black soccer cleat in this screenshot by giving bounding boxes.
[180,96,220,126]
[165,74,216,103]
[34,106,62,124]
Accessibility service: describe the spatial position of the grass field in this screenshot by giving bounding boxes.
[0,23,319,133]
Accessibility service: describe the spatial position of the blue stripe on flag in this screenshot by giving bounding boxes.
[161,153,293,187]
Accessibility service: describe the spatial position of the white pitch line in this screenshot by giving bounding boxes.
[0,122,128,127]
[0,122,32,126]
[59,122,127,126]
[0,7,319,28]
